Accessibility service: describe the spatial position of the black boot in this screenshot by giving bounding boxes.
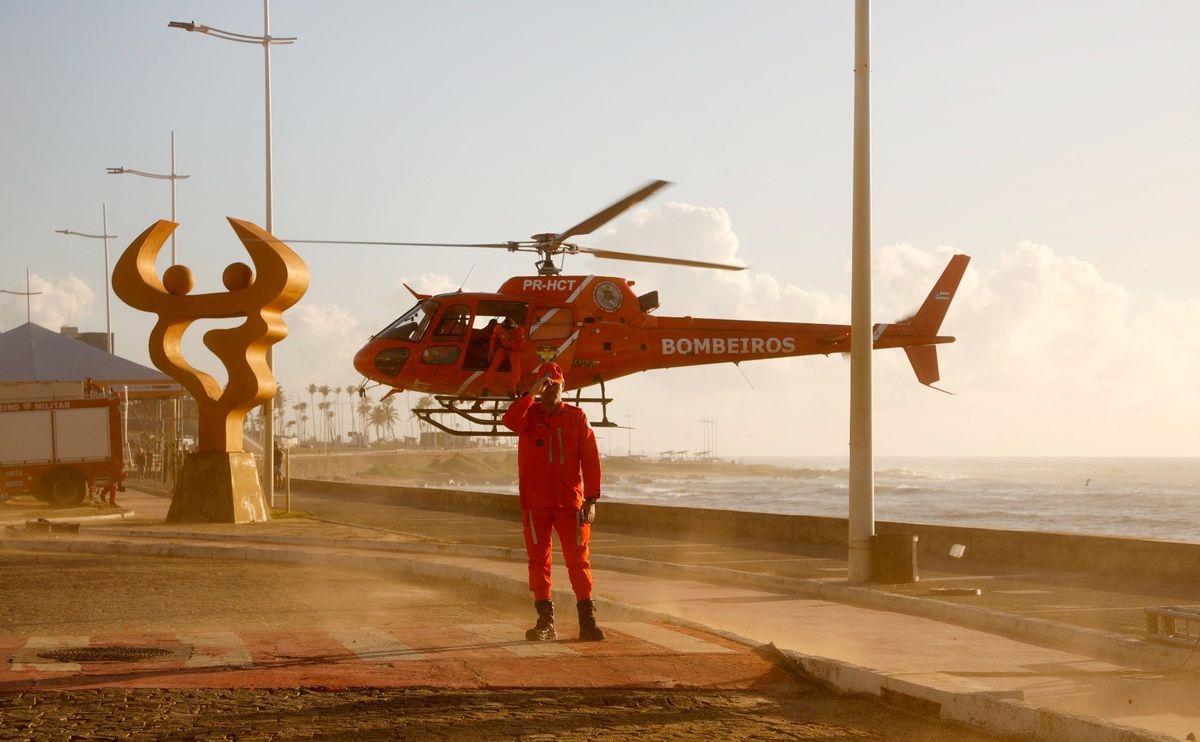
[577,599,606,641]
[525,599,557,641]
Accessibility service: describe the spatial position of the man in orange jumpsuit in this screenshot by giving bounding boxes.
[501,361,604,641]
[482,317,527,396]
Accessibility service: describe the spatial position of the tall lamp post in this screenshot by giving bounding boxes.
[169,2,296,506]
[56,205,117,353]
[847,0,875,582]
[110,132,192,491]
[108,130,191,266]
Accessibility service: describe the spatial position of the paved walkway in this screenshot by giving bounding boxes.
[3,485,1197,740]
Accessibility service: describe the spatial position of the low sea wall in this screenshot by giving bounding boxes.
[295,477,1200,583]
[287,450,509,482]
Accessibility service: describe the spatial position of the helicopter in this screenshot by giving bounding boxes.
[346,180,970,435]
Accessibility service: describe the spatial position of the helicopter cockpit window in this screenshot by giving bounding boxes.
[433,304,473,339]
[528,307,574,340]
[378,300,438,342]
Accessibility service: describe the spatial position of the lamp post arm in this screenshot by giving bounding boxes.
[56,229,117,240]
[169,20,295,45]
[108,167,190,181]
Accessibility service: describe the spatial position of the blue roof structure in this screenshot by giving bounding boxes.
[0,322,168,384]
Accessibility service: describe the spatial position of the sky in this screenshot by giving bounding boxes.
[1,1,1196,458]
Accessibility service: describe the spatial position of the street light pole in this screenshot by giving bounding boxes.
[108,131,190,266]
[171,130,178,261]
[848,0,875,582]
[56,204,118,353]
[169,1,296,507]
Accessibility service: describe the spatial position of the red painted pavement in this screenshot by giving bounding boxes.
[0,622,793,692]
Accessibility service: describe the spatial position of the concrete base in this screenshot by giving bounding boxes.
[167,451,269,524]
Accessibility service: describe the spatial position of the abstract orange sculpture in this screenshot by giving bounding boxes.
[113,218,309,522]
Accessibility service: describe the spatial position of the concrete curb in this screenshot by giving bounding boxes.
[81,526,1188,670]
[0,533,1176,742]
[773,648,1175,742]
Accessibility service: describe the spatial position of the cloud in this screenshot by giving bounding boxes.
[403,273,461,296]
[592,202,839,323]
[924,241,1200,455]
[950,241,1200,398]
[274,303,368,399]
[0,273,95,331]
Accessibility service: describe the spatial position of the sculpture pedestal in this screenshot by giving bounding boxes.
[168,451,270,524]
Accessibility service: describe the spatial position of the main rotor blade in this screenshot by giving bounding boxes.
[577,245,746,271]
[556,179,672,242]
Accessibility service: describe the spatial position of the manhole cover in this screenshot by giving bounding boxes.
[37,646,177,663]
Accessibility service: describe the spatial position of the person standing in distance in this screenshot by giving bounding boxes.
[501,361,604,641]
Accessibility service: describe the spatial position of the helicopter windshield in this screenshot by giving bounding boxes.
[378,300,438,342]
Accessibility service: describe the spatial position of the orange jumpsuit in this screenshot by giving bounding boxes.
[482,324,527,395]
[501,395,601,601]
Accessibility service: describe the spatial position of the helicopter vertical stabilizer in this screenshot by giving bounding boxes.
[909,253,970,336]
[881,253,969,389]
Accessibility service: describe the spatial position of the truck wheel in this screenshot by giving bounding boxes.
[46,474,87,507]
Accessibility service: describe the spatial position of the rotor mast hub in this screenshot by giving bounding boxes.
[531,233,563,275]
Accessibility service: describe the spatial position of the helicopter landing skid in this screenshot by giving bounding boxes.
[413,387,618,437]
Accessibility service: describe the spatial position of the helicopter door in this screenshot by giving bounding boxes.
[527,306,578,371]
[426,303,473,368]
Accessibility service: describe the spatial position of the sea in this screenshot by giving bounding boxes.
[589,457,1199,544]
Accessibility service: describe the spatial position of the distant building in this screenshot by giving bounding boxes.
[59,325,113,353]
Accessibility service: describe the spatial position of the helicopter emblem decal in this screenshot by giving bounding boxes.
[593,281,623,312]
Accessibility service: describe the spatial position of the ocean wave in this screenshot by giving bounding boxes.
[476,456,1200,543]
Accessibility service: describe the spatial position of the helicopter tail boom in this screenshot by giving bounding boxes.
[638,254,970,388]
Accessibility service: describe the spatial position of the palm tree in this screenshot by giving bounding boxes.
[317,400,332,443]
[345,385,359,443]
[306,384,318,440]
[413,394,436,436]
[273,385,287,436]
[317,385,332,442]
[369,405,388,443]
[379,396,399,442]
[296,401,309,442]
[334,386,345,445]
[356,396,373,445]
[292,402,305,441]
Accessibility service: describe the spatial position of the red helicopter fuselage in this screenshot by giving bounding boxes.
[353,254,969,397]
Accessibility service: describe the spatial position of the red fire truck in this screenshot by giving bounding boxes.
[0,395,126,507]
